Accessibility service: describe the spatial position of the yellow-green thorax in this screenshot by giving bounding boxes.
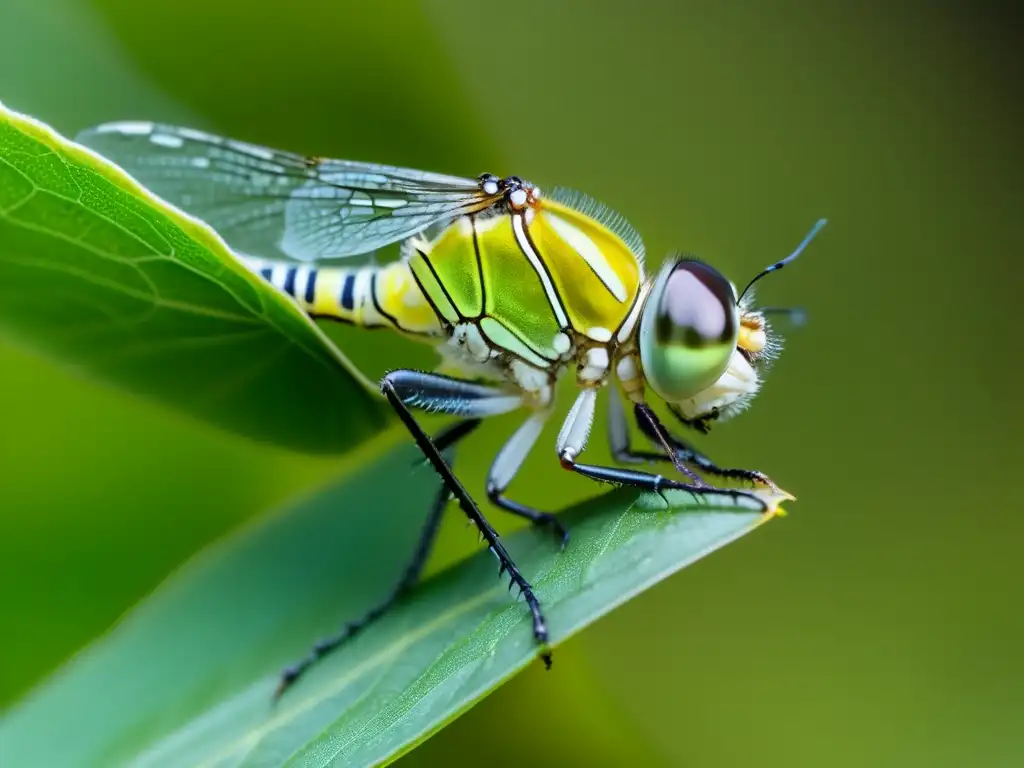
[408,192,645,374]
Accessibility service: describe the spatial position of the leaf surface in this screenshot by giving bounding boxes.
[0,439,788,766]
[0,102,386,452]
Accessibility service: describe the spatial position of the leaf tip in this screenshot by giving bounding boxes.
[752,486,795,521]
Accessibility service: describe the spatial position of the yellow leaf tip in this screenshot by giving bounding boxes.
[751,485,795,521]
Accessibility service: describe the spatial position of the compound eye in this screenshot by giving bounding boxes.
[639,260,739,402]
[658,261,736,346]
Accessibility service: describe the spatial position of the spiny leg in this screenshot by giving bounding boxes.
[409,382,568,545]
[609,391,711,467]
[382,371,552,667]
[608,392,774,488]
[275,461,455,698]
[276,415,487,698]
[565,461,766,508]
[559,389,767,507]
[604,389,703,485]
[486,410,569,549]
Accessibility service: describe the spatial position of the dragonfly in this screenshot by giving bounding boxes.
[78,121,826,696]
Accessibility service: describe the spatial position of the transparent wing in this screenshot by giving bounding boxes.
[77,122,501,262]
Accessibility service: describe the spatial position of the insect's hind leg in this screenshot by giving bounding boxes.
[381,371,552,665]
[275,417,484,699]
[275,454,457,698]
[608,392,774,488]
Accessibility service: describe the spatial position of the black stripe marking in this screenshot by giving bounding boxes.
[472,215,487,316]
[258,267,273,282]
[304,269,318,304]
[282,267,298,296]
[371,272,401,328]
[304,311,382,330]
[368,270,403,331]
[419,249,466,322]
[340,273,356,310]
[407,253,452,332]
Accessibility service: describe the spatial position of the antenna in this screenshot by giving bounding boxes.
[758,306,808,327]
[738,218,827,304]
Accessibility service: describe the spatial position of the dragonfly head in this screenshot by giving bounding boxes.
[637,219,826,427]
[638,258,747,419]
[479,174,540,210]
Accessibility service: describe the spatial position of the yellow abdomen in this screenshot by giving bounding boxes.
[246,257,441,337]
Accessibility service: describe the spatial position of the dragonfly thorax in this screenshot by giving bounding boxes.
[406,192,646,400]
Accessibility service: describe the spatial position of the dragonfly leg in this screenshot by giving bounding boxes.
[395,372,565,540]
[381,371,552,666]
[559,390,766,506]
[564,460,767,509]
[608,391,775,489]
[276,415,491,698]
[666,404,719,435]
[275,373,529,698]
[485,411,569,549]
[275,454,458,699]
[409,417,484,470]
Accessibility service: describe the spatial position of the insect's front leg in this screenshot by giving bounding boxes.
[559,389,770,507]
[667,403,719,435]
[608,392,775,489]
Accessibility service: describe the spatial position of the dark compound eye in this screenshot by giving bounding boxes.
[639,259,740,402]
[655,261,737,348]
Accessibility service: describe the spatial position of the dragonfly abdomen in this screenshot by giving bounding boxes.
[242,256,442,336]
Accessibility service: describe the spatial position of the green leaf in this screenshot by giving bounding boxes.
[0,438,789,767]
[0,101,387,453]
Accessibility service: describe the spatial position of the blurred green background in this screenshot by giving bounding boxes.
[1,0,1021,766]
